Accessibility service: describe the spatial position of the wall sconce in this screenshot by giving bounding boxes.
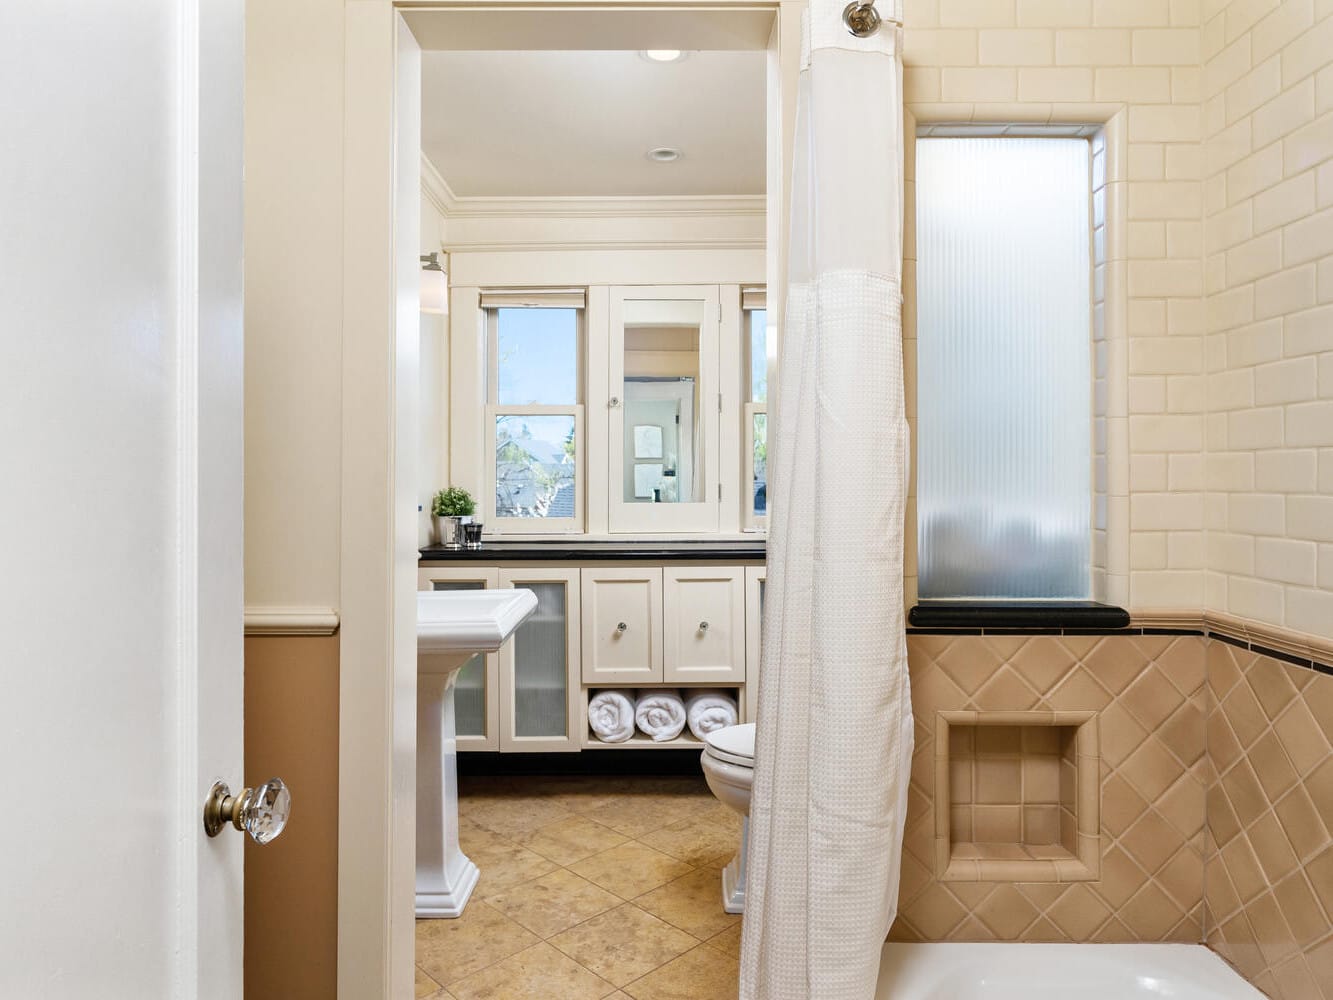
[420,251,448,315]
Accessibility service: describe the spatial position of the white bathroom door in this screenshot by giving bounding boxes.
[0,2,246,997]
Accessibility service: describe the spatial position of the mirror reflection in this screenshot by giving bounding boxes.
[621,298,704,504]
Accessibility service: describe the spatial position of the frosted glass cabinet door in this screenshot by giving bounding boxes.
[497,568,582,752]
[418,567,501,752]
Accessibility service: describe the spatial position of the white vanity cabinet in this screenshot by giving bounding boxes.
[581,567,664,685]
[582,565,746,686]
[420,550,764,752]
[663,566,745,685]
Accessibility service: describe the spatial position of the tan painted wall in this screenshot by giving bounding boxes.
[243,0,346,994]
[244,636,340,1000]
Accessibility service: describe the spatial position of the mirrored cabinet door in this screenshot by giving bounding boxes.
[418,567,501,751]
[497,568,581,752]
[608,285,721,533]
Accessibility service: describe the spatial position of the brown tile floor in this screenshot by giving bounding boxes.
[416,774,743,1000]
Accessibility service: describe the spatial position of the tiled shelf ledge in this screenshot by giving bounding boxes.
[909,601,1132,633]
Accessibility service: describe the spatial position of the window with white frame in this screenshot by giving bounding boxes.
[484,290,585,532]
[915,137,1092,599]
[742,288,768,529]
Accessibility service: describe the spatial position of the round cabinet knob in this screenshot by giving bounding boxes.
[609,396,621,407]
[204,777,292,845]
[698,621,710,632]
[616,621,628,634]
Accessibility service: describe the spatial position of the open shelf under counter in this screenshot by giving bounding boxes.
[582,729,706,750]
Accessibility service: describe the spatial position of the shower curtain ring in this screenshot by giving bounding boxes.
[842,0,881,37]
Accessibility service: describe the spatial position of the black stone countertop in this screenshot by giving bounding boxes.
[420,539,767,562]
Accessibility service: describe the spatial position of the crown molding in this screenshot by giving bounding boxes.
[444,236,766,253]
[421,152,456,217]
[420,153,765,252]
[441,194,766,219]
[245,606,340,637]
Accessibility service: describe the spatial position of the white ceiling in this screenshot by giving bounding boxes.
[421,50,766,199]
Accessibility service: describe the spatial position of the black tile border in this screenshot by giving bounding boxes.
[1204,630,1333,677]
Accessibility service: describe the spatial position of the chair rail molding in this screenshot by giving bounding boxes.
[244,605,341,636]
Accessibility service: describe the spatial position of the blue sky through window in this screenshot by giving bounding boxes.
[496,308,578,406]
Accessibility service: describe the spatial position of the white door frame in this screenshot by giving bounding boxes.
[337,4,800,994]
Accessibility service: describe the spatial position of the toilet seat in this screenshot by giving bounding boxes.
[703,723,755,768]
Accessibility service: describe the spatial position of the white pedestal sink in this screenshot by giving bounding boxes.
[416,588,536,918]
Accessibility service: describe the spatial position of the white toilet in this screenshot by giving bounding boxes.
[700,722,755,914]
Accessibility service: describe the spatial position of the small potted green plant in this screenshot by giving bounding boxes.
[432,487,476,549]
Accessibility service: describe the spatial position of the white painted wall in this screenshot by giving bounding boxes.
[421,192,448,547]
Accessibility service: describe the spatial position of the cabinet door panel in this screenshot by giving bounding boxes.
[744,565,766,722]
[418,567,500,751]
[497,568,581,752]
[664,566,744,685]
[581,567,663,684]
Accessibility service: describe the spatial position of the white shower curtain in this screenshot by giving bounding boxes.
[740,2,913,997]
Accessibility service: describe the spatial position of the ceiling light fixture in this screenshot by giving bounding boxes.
[641,49,686,63]
[646,147,682,163]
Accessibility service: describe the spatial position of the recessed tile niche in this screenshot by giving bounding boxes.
[935,711,1100,882]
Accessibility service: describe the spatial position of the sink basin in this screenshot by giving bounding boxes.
[416,588,536,919]
[418,588,539,661]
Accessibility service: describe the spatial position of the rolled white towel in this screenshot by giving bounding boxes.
[634,689,687,742]
[588,689,636,743]
[684,689,739,741]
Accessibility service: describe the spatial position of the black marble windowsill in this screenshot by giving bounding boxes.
[908,601,1133,633]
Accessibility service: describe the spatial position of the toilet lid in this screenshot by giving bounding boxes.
[704,723,755,767]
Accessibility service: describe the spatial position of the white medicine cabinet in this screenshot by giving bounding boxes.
[609,285,727,534]
[451,281,764,536]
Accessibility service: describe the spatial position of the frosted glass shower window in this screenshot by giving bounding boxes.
[916,137,1092,600]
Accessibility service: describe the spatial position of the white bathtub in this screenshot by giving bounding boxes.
[876,943,1265,999]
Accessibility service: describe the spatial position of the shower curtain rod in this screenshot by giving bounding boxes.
[841,0,903,37]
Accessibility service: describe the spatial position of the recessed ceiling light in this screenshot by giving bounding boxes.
[641,49,686,63]
[646,147,682,163]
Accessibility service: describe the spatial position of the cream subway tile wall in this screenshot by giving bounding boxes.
[1203,0,1333,641]
[904,0,1333,637]
[903,0,1205,610]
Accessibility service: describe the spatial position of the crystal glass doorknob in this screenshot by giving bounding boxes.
[203,777,292,844]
